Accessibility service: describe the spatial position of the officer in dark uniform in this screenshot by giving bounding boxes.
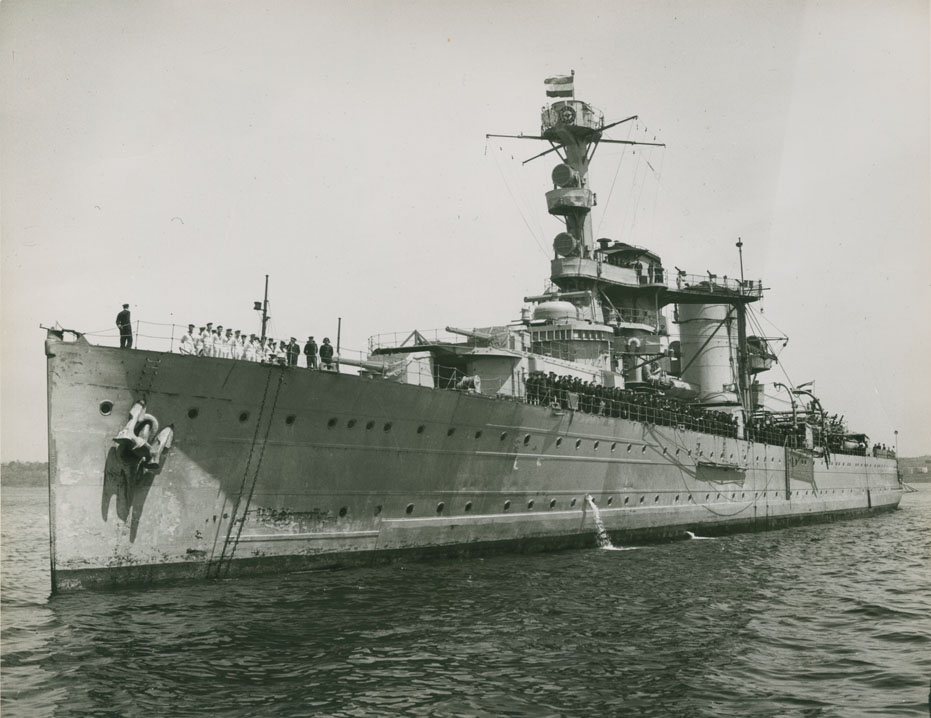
[116,303,133,349]
[319,337,334,370]
[287,338,300,367]
[303,336,318,369]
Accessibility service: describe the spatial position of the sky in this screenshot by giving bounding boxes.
[1,0,929,460]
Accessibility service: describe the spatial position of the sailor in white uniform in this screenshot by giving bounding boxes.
[244,334,257,362]
[220,328,233,359]
[231,330,244,360]
[179,324,196,355]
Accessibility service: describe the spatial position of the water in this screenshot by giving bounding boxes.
[585,495,614,549]
[2,486,930,717]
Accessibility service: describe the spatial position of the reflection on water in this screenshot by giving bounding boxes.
[3,486,930,717]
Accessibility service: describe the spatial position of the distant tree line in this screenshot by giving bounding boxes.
[1,462,48,487]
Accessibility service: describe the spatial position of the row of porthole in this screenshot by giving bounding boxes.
[386,489,853,517]
[93,404,881,471]
[297,487,861,521]
[321,418,797,465]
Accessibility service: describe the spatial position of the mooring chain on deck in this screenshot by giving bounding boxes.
[208,366,285,579]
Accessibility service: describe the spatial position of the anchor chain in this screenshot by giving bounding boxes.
[208,366,286,579]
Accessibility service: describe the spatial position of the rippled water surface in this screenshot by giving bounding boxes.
[3,486,930,717]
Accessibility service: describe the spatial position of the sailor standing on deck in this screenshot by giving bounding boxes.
[179,324,197,355]
[244,334,257,362]
[195,326,207,355]
[287,338,300,366]
[304,336,318,369]
[232,330,244,360]
[116,304,133,349]
[204,323,215,356]
[221,328,234,359]
[319,337,334,370]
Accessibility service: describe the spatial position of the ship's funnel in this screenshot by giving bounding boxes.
[553,232,580,257]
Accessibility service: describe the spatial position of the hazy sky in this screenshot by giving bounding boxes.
[2,0,929,460]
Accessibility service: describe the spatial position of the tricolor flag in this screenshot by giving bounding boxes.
[545,75,574,98]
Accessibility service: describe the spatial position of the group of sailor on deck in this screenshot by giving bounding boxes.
[177,323,334,368]
[524,371,739,439]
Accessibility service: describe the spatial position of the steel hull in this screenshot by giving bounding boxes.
[46,336,903,592]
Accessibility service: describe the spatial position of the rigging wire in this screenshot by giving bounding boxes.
[646,149,666,246]
[487,140,550,259]
[595,122,635,236]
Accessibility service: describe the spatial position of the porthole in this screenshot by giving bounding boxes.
[405,503,414,515]
[741,493,746,499]
[503,500,511,511]
[654,495,660,503]
[687,450,692,457]
[417,424,425,434]
[549,498,557,509]
[383,422,392,432]
[465,501,473,512]
[662,447,667,455]
[500,431,508,441]
[556,437,563,447]
[624,497,630,505]
[570,498,577,507]
[338,506,347,517]
[705,494,710,500]
[374,505,382,516]
[188,408,199,419]
[98,400,113,416]
[285,414,296,425]
[527,500,534,509]
[611,442,617,452]
[575,439,582,449]
[239,412,249,423]
[347,419,356,428]
[594,441,600,450]
[523,434,531,446]
[627,444,632,452]
[366,421,375,430]
[474,430,483,439]
[436,502,444,514]
[716,493,721,499]
[688,495,694,503]
[327,417,338,428]
[699,450,703,457]
[639,496,645,504]
[675,495,680,503]
[675,448,680,456]
[641,446,647,453]
[447,427,456,437]
[607,497,613,506]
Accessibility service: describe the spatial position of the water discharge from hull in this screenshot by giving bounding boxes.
[585,494,614,549]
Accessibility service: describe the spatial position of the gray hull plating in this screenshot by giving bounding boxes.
[46,337,902,592]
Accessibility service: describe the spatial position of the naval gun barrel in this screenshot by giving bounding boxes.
[523,290,592,303]
[336,355,389,373]
[445,326,494,342]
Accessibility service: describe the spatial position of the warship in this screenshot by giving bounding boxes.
[44,75,903,592]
